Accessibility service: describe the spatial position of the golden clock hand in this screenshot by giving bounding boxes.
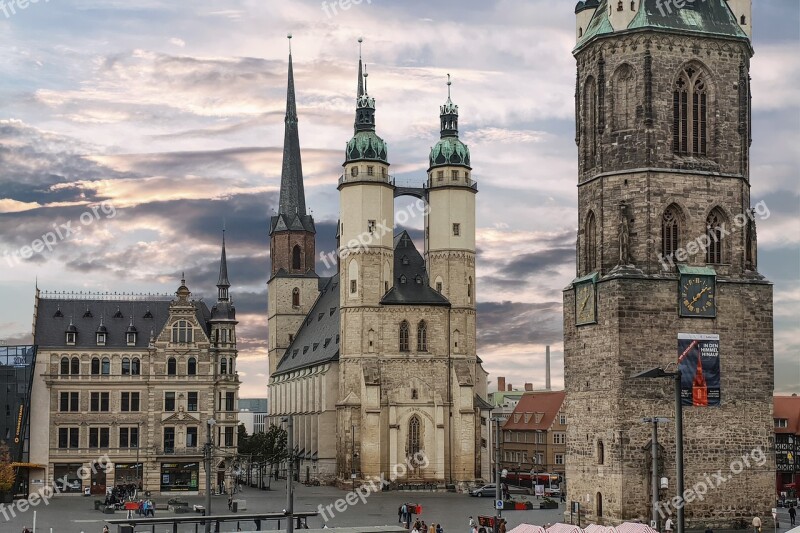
[690,286,710,305]
[580,293,590,312]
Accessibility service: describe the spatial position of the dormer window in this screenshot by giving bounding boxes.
[96,332,106,346]
[66,332,76,345]
[400,275,407,284]
[402,256,409,265]
[415,275,422,284]
[126,332,136,345]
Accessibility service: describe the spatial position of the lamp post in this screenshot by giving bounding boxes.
[643,417,670,530]
[205,417,216,533]
[283,416,294,533]
[633,367,684,533]
[136,421,141,493]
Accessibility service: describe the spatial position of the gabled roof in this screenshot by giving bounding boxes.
[34,298,211,349]
[774,395,800,435]
[274,275,340,375]
[502,391,566,431]
[381,231,450,307]
[576,0,748,52]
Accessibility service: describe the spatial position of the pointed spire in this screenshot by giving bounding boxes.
[357,37,364,97]
[439,73,459,138]
[277,33,307,218]
[353,38,376,134]
[217,229,231,301]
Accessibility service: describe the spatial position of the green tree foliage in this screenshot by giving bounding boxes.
[0,444,16,493]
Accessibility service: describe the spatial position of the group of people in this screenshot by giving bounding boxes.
[124,498,155,519]
[469,516,506,533]
[410,518,444,533]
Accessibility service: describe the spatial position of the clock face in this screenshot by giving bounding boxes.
[575,281,597,326]
[679,275,716,317]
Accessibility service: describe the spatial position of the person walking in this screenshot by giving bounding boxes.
[752,515,762,533]
[469,517,475,531]
[789,503,796,527]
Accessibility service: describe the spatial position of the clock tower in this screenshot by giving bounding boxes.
[564,0,773,527]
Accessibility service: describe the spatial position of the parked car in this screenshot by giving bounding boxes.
[470,484,497,497]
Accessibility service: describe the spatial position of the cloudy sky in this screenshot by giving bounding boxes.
[0,0,797,397]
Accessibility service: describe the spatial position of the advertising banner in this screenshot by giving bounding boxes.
[678,333,720,407]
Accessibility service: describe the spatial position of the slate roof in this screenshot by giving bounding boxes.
[34,297,211,349]
[576,0,748,52]
[381,231,450,307]
[277,51,308,220]
[274,275,340,376]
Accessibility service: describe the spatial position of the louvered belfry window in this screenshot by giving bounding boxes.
[673,66,707,156]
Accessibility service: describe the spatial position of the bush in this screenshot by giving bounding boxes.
[0,445,15,494]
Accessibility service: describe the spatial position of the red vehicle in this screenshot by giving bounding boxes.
[503,472,562,494]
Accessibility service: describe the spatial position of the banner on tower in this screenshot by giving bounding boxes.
[678,333,720,407]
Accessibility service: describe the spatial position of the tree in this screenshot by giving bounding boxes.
[237,424,250,454]
[0,444,16,495]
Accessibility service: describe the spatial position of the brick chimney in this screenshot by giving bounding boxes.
[507,384,513,391]
[497,377,506,392]
[525,383,533,391]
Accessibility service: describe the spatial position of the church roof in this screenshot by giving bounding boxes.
[34,297,211,348]
[277,50,308,219]
[576,0,748,52]
[273,275,340,376]
[381,231,451,307]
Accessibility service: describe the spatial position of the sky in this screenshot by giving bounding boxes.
[0,0,797,398]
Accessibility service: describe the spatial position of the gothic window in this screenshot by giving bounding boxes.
[411,389,418,400]
[745,219,755,269]
[292,245,302,270]
[613,64,635,131]
[417,321,428,352]
[399,321,410,352]
[597,440,605,465]
[585,211,597,273]
[61,357,70,375]
[408,415,421,457]
[188,357,197,375]
[171,320,193,343]
[167,357,177,376]
[706,208,726,264]
[292,288,300,307]
[90,357,100,375]
[597,493,603,517]
[662,205,682,263]
[584,76,597,167]
[673,65,708,155]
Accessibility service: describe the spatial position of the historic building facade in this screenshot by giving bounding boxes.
[267,47,491,485]
[28,238,240,495]
[564,0,773,526]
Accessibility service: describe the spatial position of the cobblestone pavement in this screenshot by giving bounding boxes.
[1,483,795,533]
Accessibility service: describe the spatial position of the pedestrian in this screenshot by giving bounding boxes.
[399,505,403,524]
[469,517,475,531]
[752,515,761,533]
[429,522,436,533]
[437,523,444,533]
[103,526,110,533]
[664,517,674,533]
[148,499,155,517]
[412,524,420,533]
[789,504,796,527]
[499,519,506,533]
[228,494,233,511]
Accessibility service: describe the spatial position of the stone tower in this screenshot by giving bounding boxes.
[564,0,773,527]
[267,44,318,377]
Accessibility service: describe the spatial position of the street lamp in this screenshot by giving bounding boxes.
[205,417,216,533]
[633,367,684,533]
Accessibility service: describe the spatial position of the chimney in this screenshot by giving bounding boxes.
[507,384,512,392]
[525,383,533,391]
[546,345,551,391]
[497,377,506,393]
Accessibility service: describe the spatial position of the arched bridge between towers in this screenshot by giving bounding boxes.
[393,177,427,200]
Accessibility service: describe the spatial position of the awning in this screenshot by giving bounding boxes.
[11,462,46,468]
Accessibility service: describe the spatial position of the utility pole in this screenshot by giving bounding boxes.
[643,417,670,531]
[674,371,685,533]
[285,415,294,533]
[205,418,216,533]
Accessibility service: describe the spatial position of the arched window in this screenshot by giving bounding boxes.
[597,440,605,465]
[100,357,109,375]
[167,357,177,376]
[706,209,725,264]
[453,330,460,352]
[585,211,597,273]
[228,358,233,374]
[91,357,100,375]
[468,277,473,304]
[399,321,410,352]
[417,321,428,352]
[188,357,197,375]
[348,259,359,297]
[673,65,708,155]
[613,64,635,131]
[122,358,131,375]
[71,357,80,375]
[662,204,681,263]
[292,288,300,307]
[745,219,755,269]
[740,14,746,25]
[596,492,603,517]
[171,320,193,343]
[131,358,141,375]
[220,358,228,375]
[292,245,302,271]
[408,415,421,457]
[368,329,375,353]
[578,27,583,38]
[60,357,70,375]
[584,76,597,167]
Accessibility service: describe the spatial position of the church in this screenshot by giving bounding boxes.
[564,0,774,527]
[266,45,492,486]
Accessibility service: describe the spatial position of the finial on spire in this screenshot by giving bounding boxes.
[447,73,452,99]
[363,64,368,94]
[358,36,363,59]
[287,33,292,54]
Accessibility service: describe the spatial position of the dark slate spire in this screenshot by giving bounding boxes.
[278,34,307,217]
[354,38,376,134]
[217,229,230,301]
[440,73,459,138]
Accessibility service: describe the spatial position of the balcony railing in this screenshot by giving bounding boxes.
[338,173,395,186]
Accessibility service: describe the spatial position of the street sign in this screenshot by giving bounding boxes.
[772,508,777,520]
[496,500,504,510]
[501,469,508,478]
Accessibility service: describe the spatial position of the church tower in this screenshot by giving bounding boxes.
[565,0,773,527]
[267,40,318,377]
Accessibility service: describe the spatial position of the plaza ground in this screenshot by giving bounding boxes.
[1,482,796,533]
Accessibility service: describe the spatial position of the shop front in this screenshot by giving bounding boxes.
[160,462,199,492]
[53,463,83,494]
[113,463,143,489]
